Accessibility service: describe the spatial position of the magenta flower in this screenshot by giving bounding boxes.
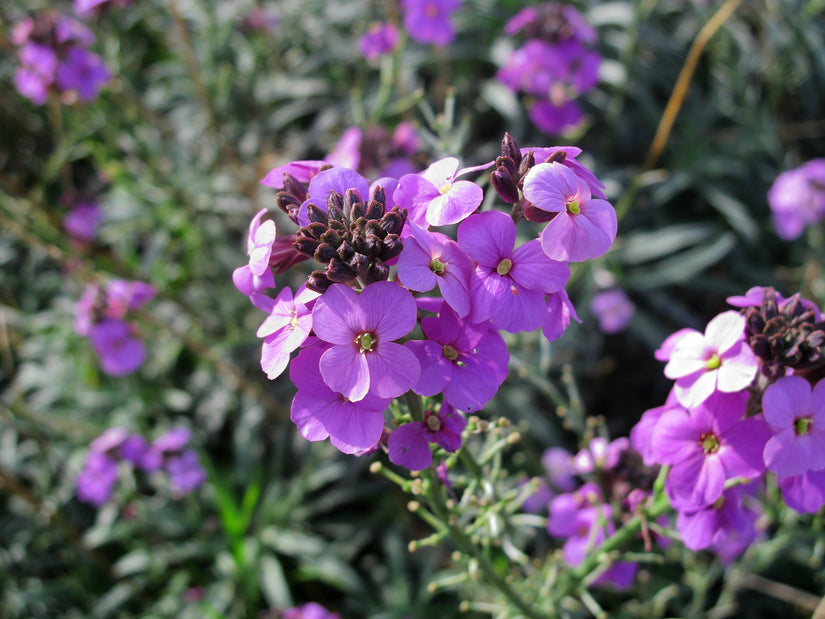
[76,452,119,506]
[762,375,825,476]
[88,320,147,376]
[396,222,473,317]
[590,289,635,334]
[572,437,629,474]
[311,282,420,401]
[165,450,206,496]
[15,42,58,105]
[767,159,825,240]
[394,157,488,227]
[406,302,508,413]
[233,265,275,303]
[675,485,758,552]
[778,469,825,514]
[388,403,467,470]
[401,0,461,46]
[542,289,580,342]
[458,210,569,332]
[56,47,110,102]
[522,161,617,262]
[359,22,399,60]
[105,279,156,319]
[663,311,758,408]
[246,208,277,277]
[289,345,391,455]
[257,285,318,379]
[63,201,102,242]
[652,391,769,509]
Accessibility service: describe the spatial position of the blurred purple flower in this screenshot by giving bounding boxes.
[88,319,147,376]
[767,159,825,240]
[359,22,399,60]
[590,289,635,334]
[76,452,119,506]
[283,602,340,619]
[56,46,110,102]
[675,485,757,552]
[165,449,206,495]
[63,201,102,242]
[15,42,58,105]
[401,0,461,46]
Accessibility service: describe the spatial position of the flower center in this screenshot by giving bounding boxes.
[794,417,813,436]
[566,199,580,215]
[426,413,442,432]
[439,181,452,195]
[705,353,722,370]
[496,258,513,275]
[356,332,377,352]
[700,432,720,454]
[442,344,459,361]
[430,257,446,275]
[290,310,299,329]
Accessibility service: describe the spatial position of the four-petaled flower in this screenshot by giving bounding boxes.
[388,403,467,470]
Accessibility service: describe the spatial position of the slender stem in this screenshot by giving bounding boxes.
[425,466,545,619]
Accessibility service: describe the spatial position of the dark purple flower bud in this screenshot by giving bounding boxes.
[380,235,404,261]
[314,243,338,262]
[337,240,355,262]
[327,259,357,283]
[326,191,345,219]
[306,271,333,293]
[269,235,309,273]
[304,222,328,240]
[518,150,536,180]
[491,168,521,204]
[365,260,390,284]
[501,132,522,167]
[344,188,366,220]
[307,204,329,225]
[379,209,405,235]
[294,236,320,258]
[282,173,307,203]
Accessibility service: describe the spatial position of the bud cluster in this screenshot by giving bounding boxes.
[294,186,406,292]
[741,287,825,380]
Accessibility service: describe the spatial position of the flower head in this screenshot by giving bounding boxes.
[401,0,461,46]
[767,159,825,240]
[388,403,467,470]
[590,289,635,334]
[359,22,399,60]
[311,282,420,401]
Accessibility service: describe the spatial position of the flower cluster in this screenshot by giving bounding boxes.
[11,10,111,105]
[76,427,206,506]
[75,279,155,375]
[497,3,601,135]
[632,286,825,557]
[767,159,825,240]
[234,132,617,466]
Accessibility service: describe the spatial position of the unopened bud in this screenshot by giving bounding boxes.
[490,169,520,204]
[307,204,328,225]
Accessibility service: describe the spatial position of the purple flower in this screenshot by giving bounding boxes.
[283,602,341,619]
[63,201,102,242]
[541,447,577,491]
[590,289,635,334]
[663,311,758,408]
[778,469,825,513]
[388,403,467,470]
[165,449,206,495]
[767,159,825,240]
[257,285,318,379]
[233,265,276,301]
[56,47,110,102]
[311,282,420,401]
[675,485,758,552]
[396,222,473,317]
[522,161,617,262]
[289,345,391,454]
[15,42,58,105]
[407,302,509,413]
[401,0,461,46]
[89,426,130,454]
[542,288,580,342]
[458,210,569,332]
[88,319,147,376]
[55,15,96,47]
[246,208,277,277]
[529,100,584,136]
[76,452,119,506]
[359,22,399,60]
[651,391,769,509]
[105,279,156,319]
[762,375,825,476]
[394,157,488,227]
[120,434,149,466]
